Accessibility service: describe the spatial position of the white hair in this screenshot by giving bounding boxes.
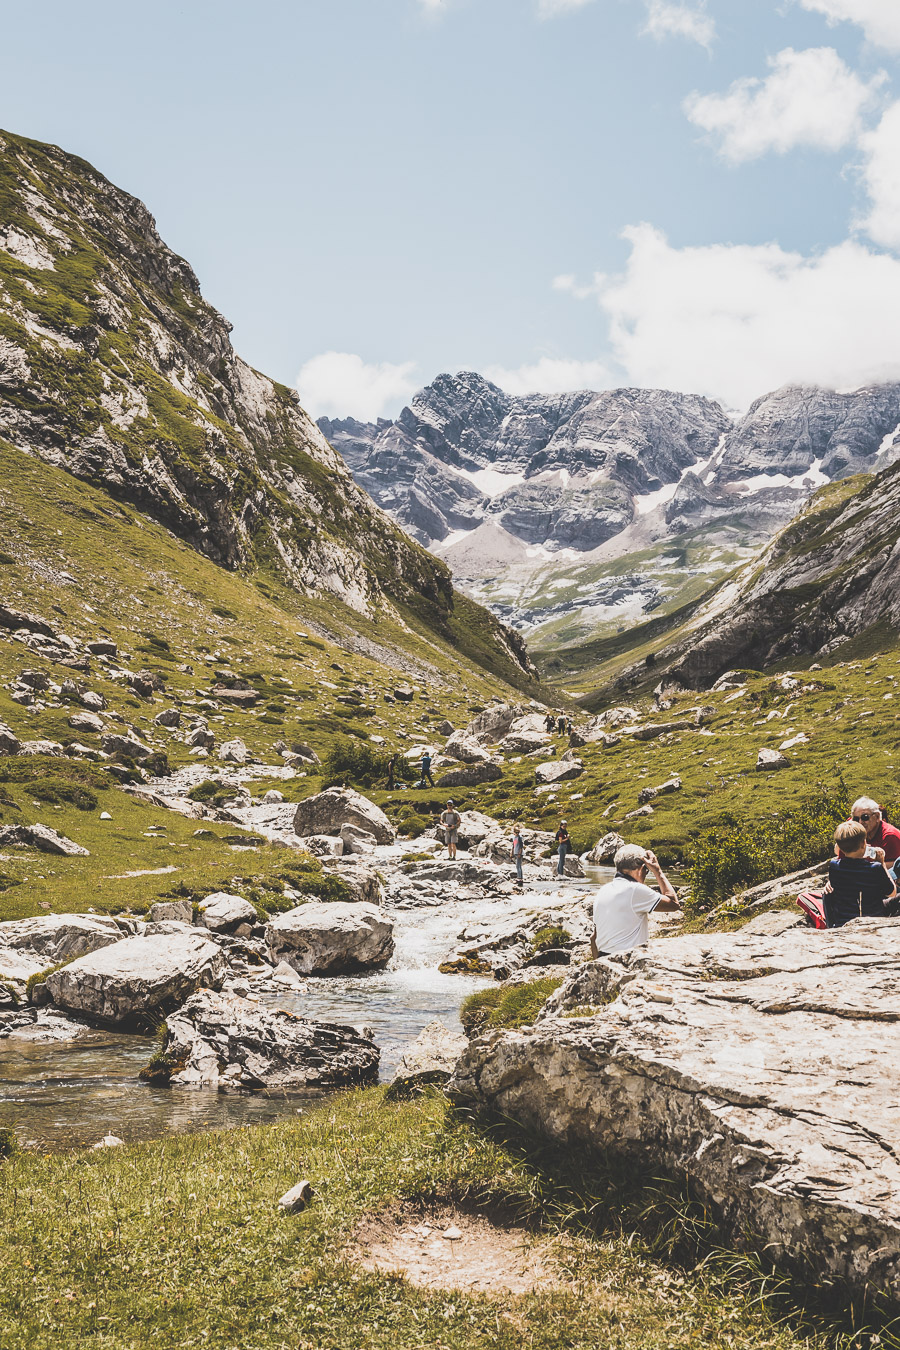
[614,844,650,873]
[852,797,881,815]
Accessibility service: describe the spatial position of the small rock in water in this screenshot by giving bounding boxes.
[272,960,303,985]
[93,1134,124,1149]
[278,1179,313,1213]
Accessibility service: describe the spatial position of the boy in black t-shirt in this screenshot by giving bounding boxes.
[825,820,896,928]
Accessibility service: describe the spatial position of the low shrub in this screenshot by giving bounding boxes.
[530,925,571,953]
[187,780,234,808]
[0,1126,17,1158]
[460,977,563,1037]
[321,737,389,789]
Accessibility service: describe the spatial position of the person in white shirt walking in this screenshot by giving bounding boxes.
[590,843,681,958]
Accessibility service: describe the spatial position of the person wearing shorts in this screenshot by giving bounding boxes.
[440,800,461,859]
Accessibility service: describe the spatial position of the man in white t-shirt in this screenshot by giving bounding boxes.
[590,843,681,957]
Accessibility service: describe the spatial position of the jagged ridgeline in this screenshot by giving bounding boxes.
[0,128,533,688]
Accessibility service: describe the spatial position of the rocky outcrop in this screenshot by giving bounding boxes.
[45,932,226,1025]
[198,892,258,933]
[266,901,394,975]
[0,823,88,856]
[292,788,395,845]
[437,761,502,787]
[0,914,125,994]
[157,989,379,1090]
[450,920,900,1301]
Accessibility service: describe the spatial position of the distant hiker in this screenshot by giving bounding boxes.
[825,820,897,928]
[554,819,571,877]
[510,824,525,888]
[849,797,900,863]
[591,844,681,957]
[565,716,573,735]
[420,751,435,788]
[386,752,399,790]
[555,715,565,734]
[544,713,554,733]
[440,800,461,860]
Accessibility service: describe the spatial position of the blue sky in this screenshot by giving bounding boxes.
[3,0,900,415]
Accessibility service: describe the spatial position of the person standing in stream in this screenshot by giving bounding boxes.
[440,800,461,859]
[555,819,571,878]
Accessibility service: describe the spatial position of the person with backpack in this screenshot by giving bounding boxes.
[440,800,461,859]
[420,750,434,788]
[554,819,571,877]
[510,824,525,888]
[824,819,897,928]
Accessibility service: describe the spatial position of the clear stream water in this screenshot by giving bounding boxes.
[0,871,611,1150]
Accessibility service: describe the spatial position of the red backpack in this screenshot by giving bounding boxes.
[796,890,827,929]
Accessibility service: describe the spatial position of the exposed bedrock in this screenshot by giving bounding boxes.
[450,920,900,1302]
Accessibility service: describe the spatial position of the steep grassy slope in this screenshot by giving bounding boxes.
[0,128,532,688]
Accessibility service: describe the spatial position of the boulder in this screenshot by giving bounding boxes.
[279,1180,314,1212]
[68,711,104,734]
[535,759,583,786]
[45,932,226,1025]
[198,892,258,933]
[158,989,379,1090]
[0,824,88,856]
[757,747,789,771]
[450,920,900,1302]
[266,901,394,975]
[292,787,395,844]
[102,732,152,760]
[0,914,124,992]
[637,777,682,805]
[213,687,258,706]
[435,719,455,735]
[154,708,181,728]
[393,684,415,702]
[303,834,345,858]
[340,822,378,854]
[385,1020,467,1099]
[328,863,384,905]
[81,690,107,711]
[442,730,490,764]
[582,831,624,864]
[86,639,117,657]
[497,731,548,755]
[0,723,20,755]
[626,719,695,742]
[20,740,64,757]
[287,742,320,765]
[437,762,502,787]
[262,789,284,804]
[149,900,193,924]
[465,702,525,744]
[188,727,215,749]
[219,738,249,764]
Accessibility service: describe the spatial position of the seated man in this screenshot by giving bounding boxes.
[849,797,900,863]
[825,820,897,928]
[590,844,681,957]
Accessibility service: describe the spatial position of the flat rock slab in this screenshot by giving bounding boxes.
[450,919,900,1302]
[163,989,379,1090]
[266,901,394,974]
[0,823,88,856]
[386,1019,467,1099]
[45,932,226,1025]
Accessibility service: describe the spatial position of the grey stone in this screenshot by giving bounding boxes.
[198,891,258,933]
[86,640,117,657]
[757,747,789,771]
[583,831,625,864]
[102,732,152,760]
[292,787,395,844]
[340,822,378,854]
[0,723,20,755]
[188,726,215,749]
[386,1019,467,1099]
[637,776,682,805]
[451,920,900,1301]
[161,989,378,1090]
[219,738,248,764]
[437,761,502,787]
[266,901,394,974]
[442,730,491,763]
[80,690,107,711]
[0,823,89,856]
[534,758,583,785]
[149,900,193,924]
[20,740,64,757]
[45,932,226,1024]
[68,711,104,734]
[278,1180,314,1213]
[154,708,181,728]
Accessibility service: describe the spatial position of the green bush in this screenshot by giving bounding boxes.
[460,977,563,1037]
[530,925,571,953]
[321,737,389,789]
[187,780,234,808]
[686,779,855,914]
[0,1126,17,1159]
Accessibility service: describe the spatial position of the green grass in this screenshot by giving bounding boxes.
[0,1089,888,1350]
[460,978,564,1037]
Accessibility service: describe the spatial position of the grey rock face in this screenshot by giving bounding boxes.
[437,761,503,787]
[266,901,395,974]
[450,920,900,1300]
[198,892,258,933]
[292,788,395,844]
[0,823,88,856]
[534,759,583,785]
[149,900,193,924]
[68,711,104,734]
[102,732,152,760]
[0,914,124,994]
[162,989,379,1090]
[386,1020,467,1099]
[0,722,20,754]
[582,831,625,864]
[45,932,226,1024]
[442,730,491,763]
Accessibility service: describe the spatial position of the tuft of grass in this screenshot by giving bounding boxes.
[530,925,571,953]
[460,978,563,1038]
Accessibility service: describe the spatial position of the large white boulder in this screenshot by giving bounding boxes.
[442,730,491,764]
[292,788,395,844]
[0,914,125,993]
[45,932,226,1025]
[266,901,394,975]
[198,892,258,932]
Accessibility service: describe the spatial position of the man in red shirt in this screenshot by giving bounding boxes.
[850,797,900,863]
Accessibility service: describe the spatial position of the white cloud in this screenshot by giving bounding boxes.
[296,352,418,422]
[798,1,900,52]
[642,1,714,48]
[565,223,900,408]
[859,100,900,250]
[536,0,594,15]
[483,356,615,394]
[685,46,884,162]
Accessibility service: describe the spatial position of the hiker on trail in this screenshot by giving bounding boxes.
[825,820,897,928]
[420,750,434,788]
[440,800,461,860]
[554,820,571,878]
[386,752,399,791]
[510,824,525,888]
[849,797,900,864]
[590,844,681,957]
[544,713,554,733]
[565,716,573,735]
